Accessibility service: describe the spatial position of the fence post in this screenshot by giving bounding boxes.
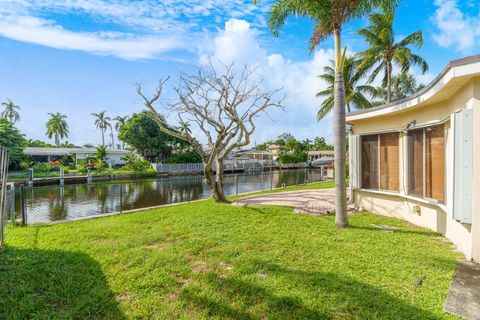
[235,175,239,195]
[28,168,34,186]
[60,167,65,186]
[20,184,27,226]
[270,171,273,190]
[296,170,299,186]
[119,185,123,213]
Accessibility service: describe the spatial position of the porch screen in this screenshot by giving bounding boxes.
[408,129,424,197]
[380,133,400,191]
[407,124,445,202]
[425,125,445,201]
[361,132,399,191]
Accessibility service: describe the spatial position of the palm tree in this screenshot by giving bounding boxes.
[266,0,397,228]
[317,57,377,120]
[114,116,128,149]
[177,121,192,136]
[114,116,128,132]
[91,111,111,147]
[46,112,69,146]
[374,73,424,104]
[1,99,20,124]
[356,12,428,103]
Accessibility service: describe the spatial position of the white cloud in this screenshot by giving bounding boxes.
[198,19,335,144]
[431,0,480,53]
[0,14,183,59]
[0,0,270,60]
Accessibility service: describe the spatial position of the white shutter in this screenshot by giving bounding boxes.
[453,109,473,224]
[349,134,361,190]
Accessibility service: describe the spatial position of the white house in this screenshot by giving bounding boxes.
[24,147,129,166]
[72,148,129,166]
[347,55,480,262]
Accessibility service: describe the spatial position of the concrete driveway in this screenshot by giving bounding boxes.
[232,188,353,215]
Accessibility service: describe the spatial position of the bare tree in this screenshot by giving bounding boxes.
[136,63,284,203]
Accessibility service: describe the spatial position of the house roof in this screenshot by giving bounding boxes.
[346,54,480,122]
[24,147,129,156]
[235,149,272,155]
[307,150,334,156]
[72,148,129,155]
[24,147,72,156]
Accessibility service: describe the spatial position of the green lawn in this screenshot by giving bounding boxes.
[0,185,461,319]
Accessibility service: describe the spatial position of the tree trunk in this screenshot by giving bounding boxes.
[204,159,229,203]
[101,129,105,146]
[111,128,115,149]
[386,61,392,103]
[333,28,349,228]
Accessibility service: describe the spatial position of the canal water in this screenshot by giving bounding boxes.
[15,169,324,224]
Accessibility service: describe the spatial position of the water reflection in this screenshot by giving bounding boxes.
[15,169,324,223]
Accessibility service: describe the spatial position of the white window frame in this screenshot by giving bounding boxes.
[406,124,446,204]
[360,132,400,192]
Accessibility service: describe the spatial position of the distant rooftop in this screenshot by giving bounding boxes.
[307,150,334,155]
[24,147,129,156]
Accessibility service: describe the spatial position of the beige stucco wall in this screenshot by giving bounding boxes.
[349,78,479,261]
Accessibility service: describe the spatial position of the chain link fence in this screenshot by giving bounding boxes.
[16,169,328,224]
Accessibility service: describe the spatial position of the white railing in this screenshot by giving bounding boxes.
[152,160,311,173]
[153,163,204,173]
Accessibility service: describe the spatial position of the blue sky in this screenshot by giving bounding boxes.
[0,0,478,146]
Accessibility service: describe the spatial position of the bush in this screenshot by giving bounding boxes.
[167,150,202,164]
[279,153,307,164]
[122,153,151,171]
[33,163,51,173]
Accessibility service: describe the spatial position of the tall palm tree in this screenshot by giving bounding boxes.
[374,73,424,104]
[114,116,128,149]
[1,99,20,124]
[356,12,428,103]
[266,0,397,228]
[91,111,111,147]
[177,121,192,136]
[317,57,377,119]
[46,112,69,146]
[114,116,128,132]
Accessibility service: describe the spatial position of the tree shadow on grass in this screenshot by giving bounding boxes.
[349,225,436,237]
[180,259,444,320]
[0,246,125,320]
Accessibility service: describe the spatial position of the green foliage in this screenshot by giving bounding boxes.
[356,12,428,103]
[96,146,107,161]
[1,99,20,124]
[91,111,112,146]
[2,186,460,319]
[32,162,52,173]
[374,73,424,104]
[279,153,307,164]
[317,57,377,119]
[166,150,202,164]
[258,134,333,164]
[46,112,69,146]
[0,118,26,167]
[122,153,151,171]
[27,139,55,148]
[118,111,186,163]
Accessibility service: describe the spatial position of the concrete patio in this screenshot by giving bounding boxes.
[232,189,353,215]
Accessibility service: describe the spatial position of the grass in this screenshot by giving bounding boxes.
[0,183,461,319]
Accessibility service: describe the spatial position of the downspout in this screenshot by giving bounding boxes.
[347,126,354,206]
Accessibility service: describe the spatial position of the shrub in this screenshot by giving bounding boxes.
[33,163,51,173]
[279,153,307,164]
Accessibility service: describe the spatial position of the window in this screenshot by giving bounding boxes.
[407,124,445,202]
[362,132,399,191]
